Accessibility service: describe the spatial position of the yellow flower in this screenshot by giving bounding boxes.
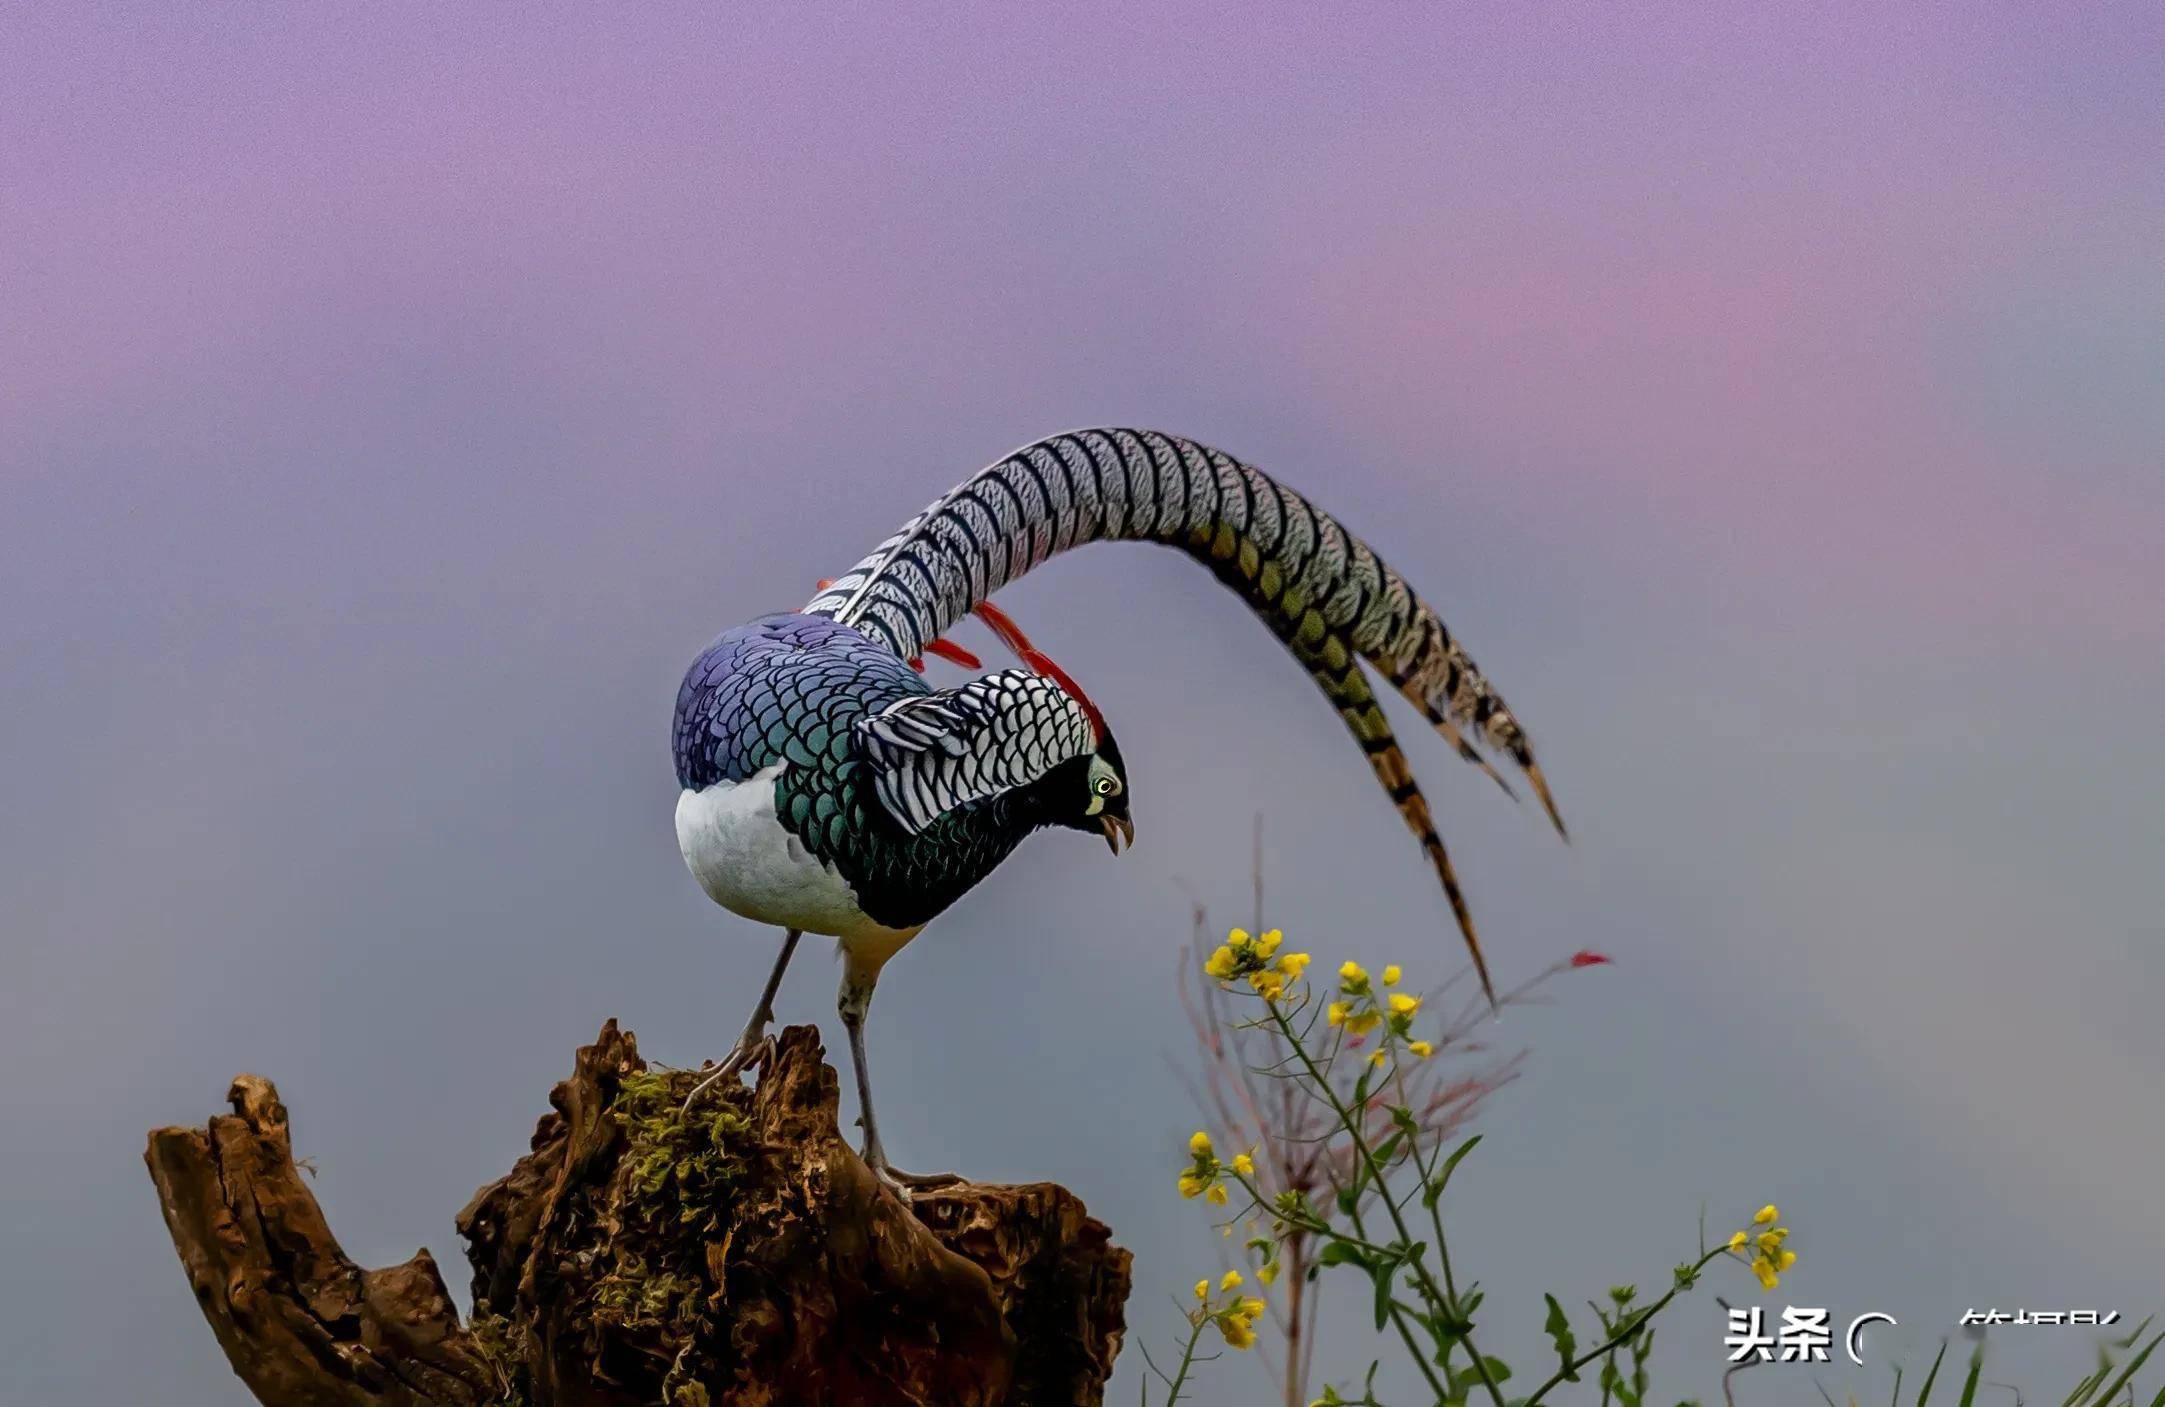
[1754,1204,1779,1225]
[1231,1152,1255,1176]
[1228,927,1251,948]
[1727,1231,1748,1251]
[1777,1250,1797,1271]
[1256,929,1284,958]
[1346,1009,1383,1036]
[1277,951,1312,979]
[1189,1130,1214,1156]
[1205,1182,1229,1206]
[1339,960,1369,988]
[1756,1231,1782,1254]
[1257,1259,1279,1286]
[1211,1288,1267,1350]
[1407,1040,1435,1059]
[1326,1001,1351,1026]
[1204,946,1236,979]
[1369,1050,1387,1069]
[1178,1172,1208,1199]
[1194,1278,1210,1301]
[1751,1257,1779,1291]
[1388,992,1421,1016]
[1250,969,1287,1000]
[1382,964,1402,987]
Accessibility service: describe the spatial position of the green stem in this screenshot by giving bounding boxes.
[1404,1115,1472,1385]
[1268,1003,1504,1407]
[1159,1314,1211,1405]
[1522,1250,1725,1406]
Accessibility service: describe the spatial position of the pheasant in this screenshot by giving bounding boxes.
[672,429,1564,1186]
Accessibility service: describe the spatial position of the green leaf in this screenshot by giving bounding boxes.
[2062,1365,2107,1407]
[1316,1240,1368,1270]
[1955,1346,1983,1407]
[1915,1341,1949,1407]
[2088,1330,2165,1407]
[1455,1358,1515,1395]
[1425,1135,1484,1209]
[1543,1293,1581,1382]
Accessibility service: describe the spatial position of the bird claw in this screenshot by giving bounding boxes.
[680,1033,773,1112]
[867,1157,967,1196]
[858,1128,965,1195]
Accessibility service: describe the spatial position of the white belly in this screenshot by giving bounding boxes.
[675,765,918,949]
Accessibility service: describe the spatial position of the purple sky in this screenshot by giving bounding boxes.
[5,6,2162,1404]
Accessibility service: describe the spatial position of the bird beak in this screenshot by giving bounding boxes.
[1098,813,1134,856]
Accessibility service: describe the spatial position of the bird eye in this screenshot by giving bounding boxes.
[1095,776,1116,796]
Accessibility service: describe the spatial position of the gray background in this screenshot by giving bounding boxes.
[6,5,2162,1403]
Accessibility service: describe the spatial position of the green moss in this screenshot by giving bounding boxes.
[465,1311,530,1406]
[584,1070,751,1343]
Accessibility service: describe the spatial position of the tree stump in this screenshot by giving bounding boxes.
[145,1022,1131,1406]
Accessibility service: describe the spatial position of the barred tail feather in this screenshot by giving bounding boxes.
[803,429,1562,997]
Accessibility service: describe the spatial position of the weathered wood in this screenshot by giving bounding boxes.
[148,1022,1130,1406]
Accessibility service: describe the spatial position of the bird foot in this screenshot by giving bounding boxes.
[868,1159,968,1196]
[860,1138,966,1195]
[680,1032,772,1112]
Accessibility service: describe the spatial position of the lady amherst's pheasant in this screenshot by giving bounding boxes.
[673,429,1564,1186]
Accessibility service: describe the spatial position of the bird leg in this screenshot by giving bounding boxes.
[838,969,963,1195]
[682,928,802,1110]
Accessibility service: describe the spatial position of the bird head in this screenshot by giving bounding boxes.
[1084,732,1133,854]
[1045,731,1132,854]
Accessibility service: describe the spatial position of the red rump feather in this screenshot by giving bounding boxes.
[921,638,983,669]
[971,600,1105,741]
[806,579,1095,732]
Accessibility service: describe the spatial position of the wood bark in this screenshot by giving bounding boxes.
[146,1022,1130,1406]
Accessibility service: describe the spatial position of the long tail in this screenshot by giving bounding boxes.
[803,429,1563,999]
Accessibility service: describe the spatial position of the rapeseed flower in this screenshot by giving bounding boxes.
[1724,1205,1797,1291]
